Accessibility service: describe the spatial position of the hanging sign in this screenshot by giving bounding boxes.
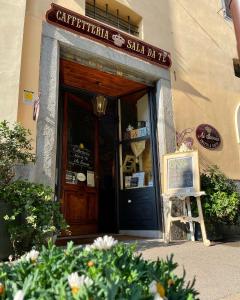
[46,3,171,68]
[163,151,200,194]
[196,124,221,150]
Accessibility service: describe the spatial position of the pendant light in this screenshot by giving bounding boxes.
[92,95,108,117]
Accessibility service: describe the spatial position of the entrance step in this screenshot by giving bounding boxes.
[56,234,147,246]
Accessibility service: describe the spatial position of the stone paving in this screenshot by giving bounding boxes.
[136,239,240,300]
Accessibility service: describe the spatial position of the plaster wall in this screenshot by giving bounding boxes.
[7,0,240,179]
[169,0,240,179]
[0,0,26,123]
[17,0,85,148]
[123,0,240,179]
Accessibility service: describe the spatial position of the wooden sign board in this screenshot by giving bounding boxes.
[46,3,171,68]
[163,151,200,194]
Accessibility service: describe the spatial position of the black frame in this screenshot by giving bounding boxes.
[85,0,139,36]
[148,87,163,231]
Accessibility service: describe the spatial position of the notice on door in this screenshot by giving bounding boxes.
[87,171,95,187]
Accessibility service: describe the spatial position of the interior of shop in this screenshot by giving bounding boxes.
[57,58,161,237]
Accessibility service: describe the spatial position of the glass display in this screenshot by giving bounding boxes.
[119,92,154,190]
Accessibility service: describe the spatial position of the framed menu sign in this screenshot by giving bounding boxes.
[163,151,200,194]
[69,145,93,171]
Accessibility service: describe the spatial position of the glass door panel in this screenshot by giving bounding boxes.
[65,99,95,186]
[118,91,154,190]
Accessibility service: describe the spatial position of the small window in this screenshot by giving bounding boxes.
[233,58,240,78]
[222,0,232,19]
[85,0,140,37]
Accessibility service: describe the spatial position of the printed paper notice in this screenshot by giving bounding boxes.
[23,90,34,105]
[87,171,95,187]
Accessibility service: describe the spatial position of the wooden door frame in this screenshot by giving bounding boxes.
[60,92,99,234]
[56,86,161,235]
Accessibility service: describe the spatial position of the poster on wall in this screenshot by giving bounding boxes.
[163,151,200,194]
[23,90,34,106]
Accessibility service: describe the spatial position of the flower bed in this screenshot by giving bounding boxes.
[0,236,198,300]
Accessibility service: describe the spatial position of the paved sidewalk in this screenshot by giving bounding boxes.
[136,240,240,300]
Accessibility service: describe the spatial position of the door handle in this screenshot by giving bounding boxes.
[128,199,132,203]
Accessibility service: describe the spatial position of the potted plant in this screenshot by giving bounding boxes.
[0,121,35,259]
[0,180,68,256]
[195,166,240,240]
[0,121,67,258]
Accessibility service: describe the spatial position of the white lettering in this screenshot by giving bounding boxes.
[71,16,77,26]
[67,14,72,24]
[56,10,62,21]
[76,18,81,28]
[104,30,109,40]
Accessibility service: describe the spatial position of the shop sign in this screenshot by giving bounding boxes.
[196,124,221,150]
[46,3,171,68]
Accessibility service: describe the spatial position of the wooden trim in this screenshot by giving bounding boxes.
[61,93,69,216]
[67,93,92,112]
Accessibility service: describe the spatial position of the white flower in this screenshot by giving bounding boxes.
[149,281,167,300]
[68,272,93,295]
[14,290,24,300]
[92,235,118,250]
[8,255,13,262]
[25,249,39,262]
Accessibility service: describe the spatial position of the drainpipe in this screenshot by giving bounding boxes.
[229,0,240,58]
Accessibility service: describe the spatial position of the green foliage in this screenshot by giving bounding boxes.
[0,121,35,185]
[0,241,199,300]
[0,181,67,255]
[200,165,240,224]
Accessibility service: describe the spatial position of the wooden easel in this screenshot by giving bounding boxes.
[162,191,211,246]
[162,151,211,246]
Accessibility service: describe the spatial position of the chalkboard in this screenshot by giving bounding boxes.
[163,151,200,194]
[168,157,193,189]
[69,145,93,171]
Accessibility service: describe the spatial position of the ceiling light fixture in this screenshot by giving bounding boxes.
[92,95,108,117]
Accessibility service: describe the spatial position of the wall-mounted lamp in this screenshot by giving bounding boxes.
[92,95,108,117]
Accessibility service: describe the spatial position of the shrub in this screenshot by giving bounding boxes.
[200,166,240,225]
[0,180,67,256]
[0,121,35,186]
[0,238,199,300]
